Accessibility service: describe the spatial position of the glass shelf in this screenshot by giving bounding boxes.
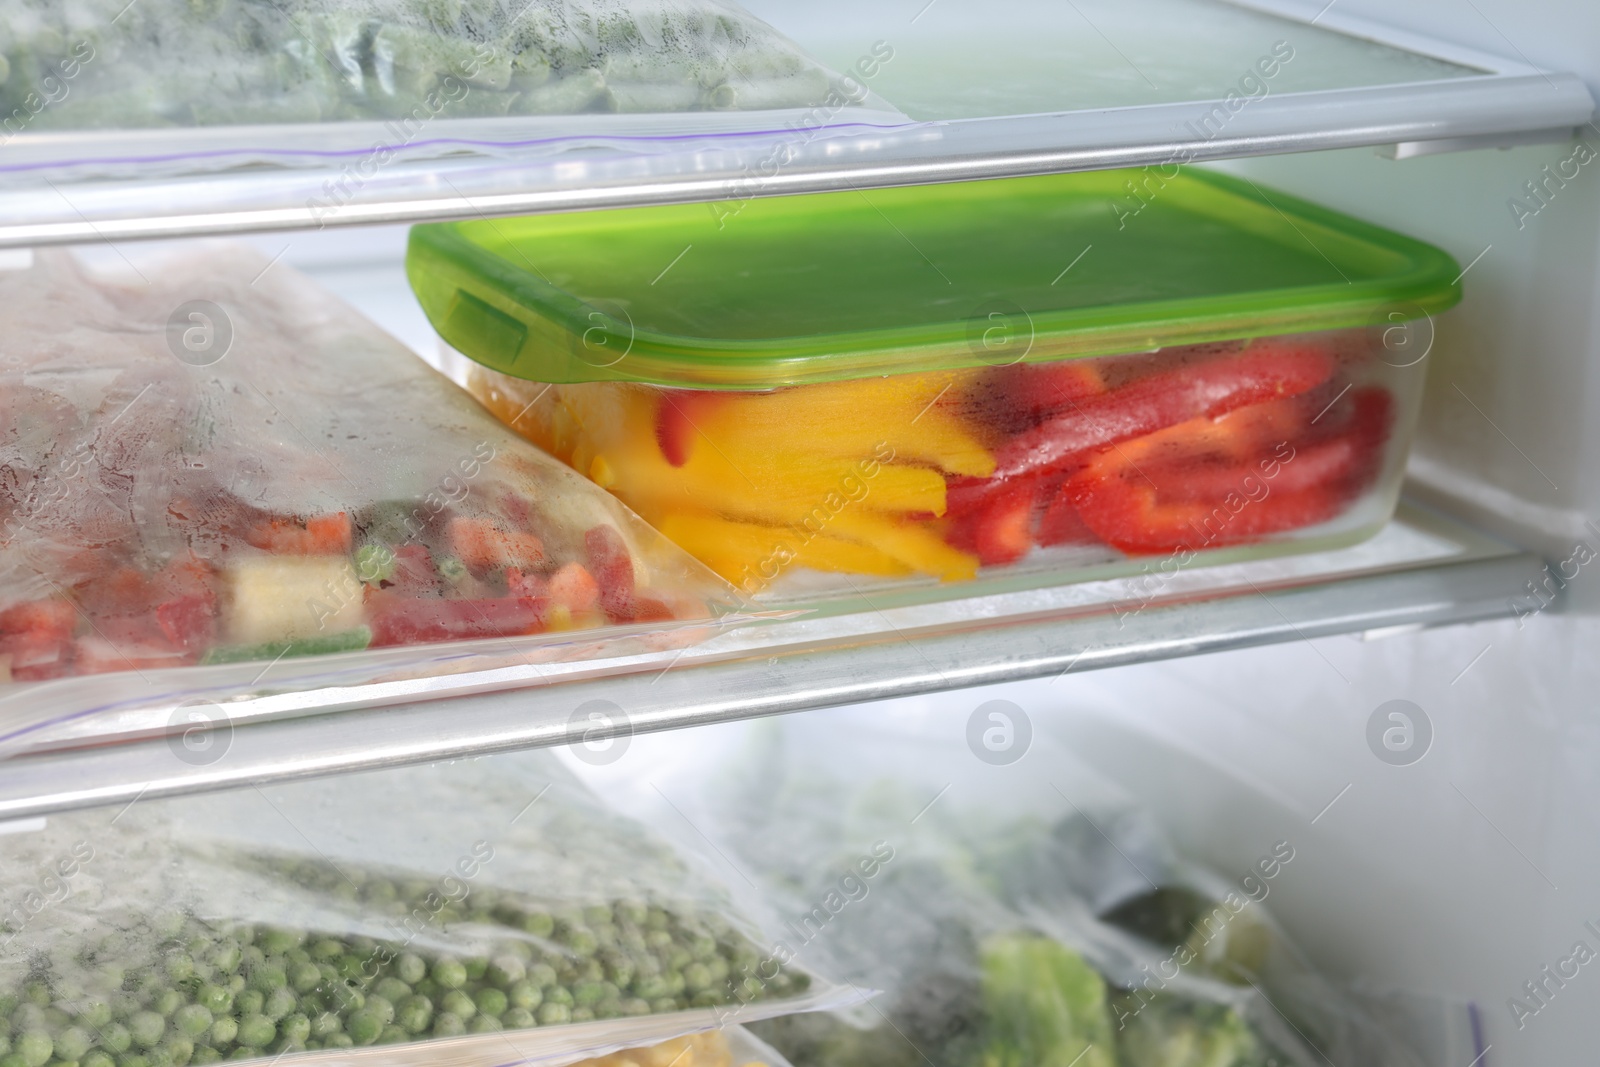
[0,0,1589,247]
[0,502,1550,822]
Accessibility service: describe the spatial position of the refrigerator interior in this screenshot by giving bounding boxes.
[4,0,1600,1065]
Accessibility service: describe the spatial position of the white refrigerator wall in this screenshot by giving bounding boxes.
[1218,0,1600,567]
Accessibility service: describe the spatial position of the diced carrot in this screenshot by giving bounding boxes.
[246,512,353,555]
[449,516,547,575]
[547,562,600,614]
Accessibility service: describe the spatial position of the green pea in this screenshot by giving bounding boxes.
[620,998,650,1016]
[101,1024,132,1054]
[439,991,474,1021]
[12,1005,47,1031]
[235,1015,275,1049]
[521,912,555,937]
[208,1017,237,1047]
[238,948,265,973]
[263,988,296,1022]
[152,990,184,1018]
[664,971,686,997]
[189,1048,221,1065]
[161,1036,194,1066]
[430,1013,465,1038]
[377,1024,408,1045]
[194,986,231,1017]
[615,901,649,926]
[527,963,557,988]
[544,986,574,1009]
[311,1011,342,1038]
[573,982,606,1008]
[171,1005,212,1040]
[595,998,622,1019]
[535,1003,569,1026]
[14,1031,51,1067]
[334,956,364,982]
[570,1006,595,1022]
[345,1010,382,1047]
[118,1055,150,1067]
[645,908,670,931]
[247,965,286,994]
[372,978,409,1004]
[394,954,426,986]
[690,990,725,1008]
[563,929,598,957]
[430,960,466,990]
[288,963,321,995]
[506,981,541,1011]
[78,998,114,1030]
[278,1013,311,1045]
[235,991,264,1018]
[53,1027,92,1062]
[369,996,398,1027]
[83,1053,117,1067]
[604,958,634,988]
[129,1013,165,1050]
[486,956,524,987]
[21,982,50,1009]
[474,988,507,1018]
[463,958,488,982]
[308,940,344,962]
[502,1007,535,1029]
[649,998,679,1014]
[468,1014,502,1033]
[323,1034,354,1049]
[396,996,432,1035]
[224,977,244,996]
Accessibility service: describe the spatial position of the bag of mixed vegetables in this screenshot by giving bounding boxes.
[0,751,854,1067]
[0,246,742,751]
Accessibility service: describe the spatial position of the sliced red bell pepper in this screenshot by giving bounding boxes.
[992,343,1336,479]
[367,592,550,646]
[945,476,1041,567]
[655,390,730,467]
[386,544,444,597]
[1037,484,1097,547]
[585,524,639,623]
[1064,386,1394,555]
[972,360,1107,433]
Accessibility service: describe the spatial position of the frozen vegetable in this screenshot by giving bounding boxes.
[979,933,1116,1067]
[0,247,735,687]
[0,0,847,135]
[0,753,837,1067]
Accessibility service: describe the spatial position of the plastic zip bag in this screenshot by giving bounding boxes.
[563,708,1428,1067]
[0,752,856,1067]
[0,0,904,181]
[0,245,747,754]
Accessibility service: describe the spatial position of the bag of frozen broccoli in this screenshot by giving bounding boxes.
[0,244,746,754]
[0,750,857,1067]
[564,710,1432,1067]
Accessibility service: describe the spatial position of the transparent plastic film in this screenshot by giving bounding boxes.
[0,0,901,179]
[0,753,855,1067]
[0,245,746,753]
[567,711,1429,1067]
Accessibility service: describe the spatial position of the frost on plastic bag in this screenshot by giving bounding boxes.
[582,714,1425,1067]
[0,246,742,737]
[0,754,843,1067]
[0,0,859,133]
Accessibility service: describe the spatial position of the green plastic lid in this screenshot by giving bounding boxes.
[407,168,1462,390]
